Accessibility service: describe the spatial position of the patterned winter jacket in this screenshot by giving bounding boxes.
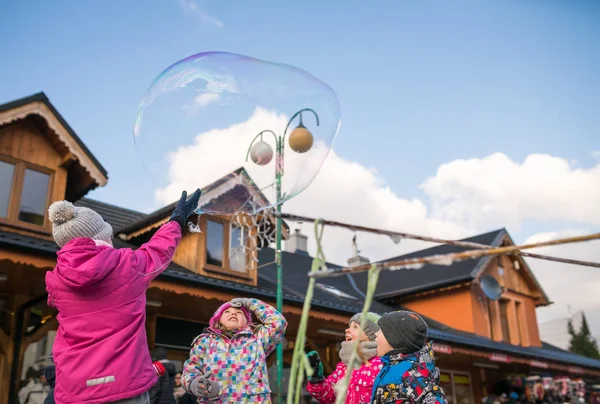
[370,342,447,404]
[307,356,383,404]
[181,298,287,403]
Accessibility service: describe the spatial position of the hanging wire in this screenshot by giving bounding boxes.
[334,264,380,404]
[286,219,328,404]
[278,213,600,270]
[309,232,600,279]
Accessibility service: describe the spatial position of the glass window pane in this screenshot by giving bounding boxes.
[18,169,50,226]
[0,161,15,218]
[499,300,511,342]
[453,373,473,404]
[440,372,454,404]
[229,223,247,272]
[206,220,224,267]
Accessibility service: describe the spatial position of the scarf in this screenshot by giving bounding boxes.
[339,340,378,366]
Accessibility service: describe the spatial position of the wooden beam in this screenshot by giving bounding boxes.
[23,317,57,346]
[0,252,55,269]
[0,329,8,354]
[59,152,77,168]
[149,280,352,324]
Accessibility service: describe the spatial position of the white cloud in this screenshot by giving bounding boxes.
[182,93,221,114]
[153,107,472,266]
[421,152,600,230]
[524,230,600,338]
[179,0,223,28]
[152,107,600,335]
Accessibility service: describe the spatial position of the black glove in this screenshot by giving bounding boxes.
[169,189,202,228]
[306,351,324,383]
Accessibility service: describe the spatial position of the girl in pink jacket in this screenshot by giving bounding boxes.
[181,297,287,403]
[306,312,383,404]
[45,189,200,404]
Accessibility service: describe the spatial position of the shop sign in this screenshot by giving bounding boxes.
[529,360,549,369]
[453,374,471,385]
[433,343,453,354]
[489,352,511,363]
[440,373,451,384]
[568,367,585,374]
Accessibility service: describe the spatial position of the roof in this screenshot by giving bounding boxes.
[117,168,289,237]
[0,92,108,178]
[352,229,506,299]
[1,200,598,371]
[75,198,147,232]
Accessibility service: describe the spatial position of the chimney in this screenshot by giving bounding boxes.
[286,228,308,255]
[347,235,369,267]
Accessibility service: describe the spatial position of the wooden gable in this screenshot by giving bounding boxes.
[470,233,549,347]
[117,169,287,287]
[0,93,108,202]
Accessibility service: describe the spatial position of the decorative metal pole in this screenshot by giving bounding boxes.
[246,109,320,404]
[275,134,284,404]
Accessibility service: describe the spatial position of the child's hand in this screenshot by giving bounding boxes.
[306,351,324,382]
[230,297,252,309]
[190,373,220,399]
[169,189,202,228]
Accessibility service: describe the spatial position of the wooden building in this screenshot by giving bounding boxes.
[1,93,599,404]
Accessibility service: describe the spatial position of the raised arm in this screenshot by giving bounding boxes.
[231,298,288,355]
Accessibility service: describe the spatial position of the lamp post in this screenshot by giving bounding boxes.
[246,108,319,403]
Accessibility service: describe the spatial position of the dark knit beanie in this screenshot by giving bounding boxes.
[378,310,428,354]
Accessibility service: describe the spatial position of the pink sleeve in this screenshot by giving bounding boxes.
[306,362,346,404]
[121,221,182,283]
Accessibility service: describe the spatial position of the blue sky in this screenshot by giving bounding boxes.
[1,1,600,330]
[1,1,598,208]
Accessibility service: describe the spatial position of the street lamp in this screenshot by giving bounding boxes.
[246,108,319,403]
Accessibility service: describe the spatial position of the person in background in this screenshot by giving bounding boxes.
[173,373,186,403]
[173,372,196,404]
[44,353,56,404]
[18,367,48,404]
[149,347,177,404]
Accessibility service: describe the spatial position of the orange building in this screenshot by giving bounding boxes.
[1,93,599,404]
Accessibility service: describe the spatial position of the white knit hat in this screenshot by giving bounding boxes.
[48,201,113,247]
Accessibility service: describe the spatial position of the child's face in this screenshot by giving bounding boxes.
[375,330,393,356]
[345,321,367,342]
[219,307,247,330]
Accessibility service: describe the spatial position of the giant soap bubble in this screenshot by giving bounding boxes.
[134,52,341,216]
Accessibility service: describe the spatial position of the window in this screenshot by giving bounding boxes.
[0,160,15,218]
[206,220,224,267]
[155,317,208,351]
[514,301,522,345]
[484,298,495,340]
[229,223,247,273]
[0,157,52,229]
[19,169,50,225]
[440,371,474,404]
[499,300,511,342]
[204,218,251,277]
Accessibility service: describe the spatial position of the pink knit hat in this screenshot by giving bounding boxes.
[209,302,252,328]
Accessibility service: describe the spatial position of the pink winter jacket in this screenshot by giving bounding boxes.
[307,356,383,404]
[45,221,182,404]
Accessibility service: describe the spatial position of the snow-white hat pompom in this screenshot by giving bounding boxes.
[48,200,76,225]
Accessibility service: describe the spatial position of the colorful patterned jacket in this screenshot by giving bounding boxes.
[370,342,447,404]
[181,298,287,403]
[307,356,383,404]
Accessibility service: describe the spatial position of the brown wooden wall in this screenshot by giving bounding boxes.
[0,120,68,238]
[172,215,258,286]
